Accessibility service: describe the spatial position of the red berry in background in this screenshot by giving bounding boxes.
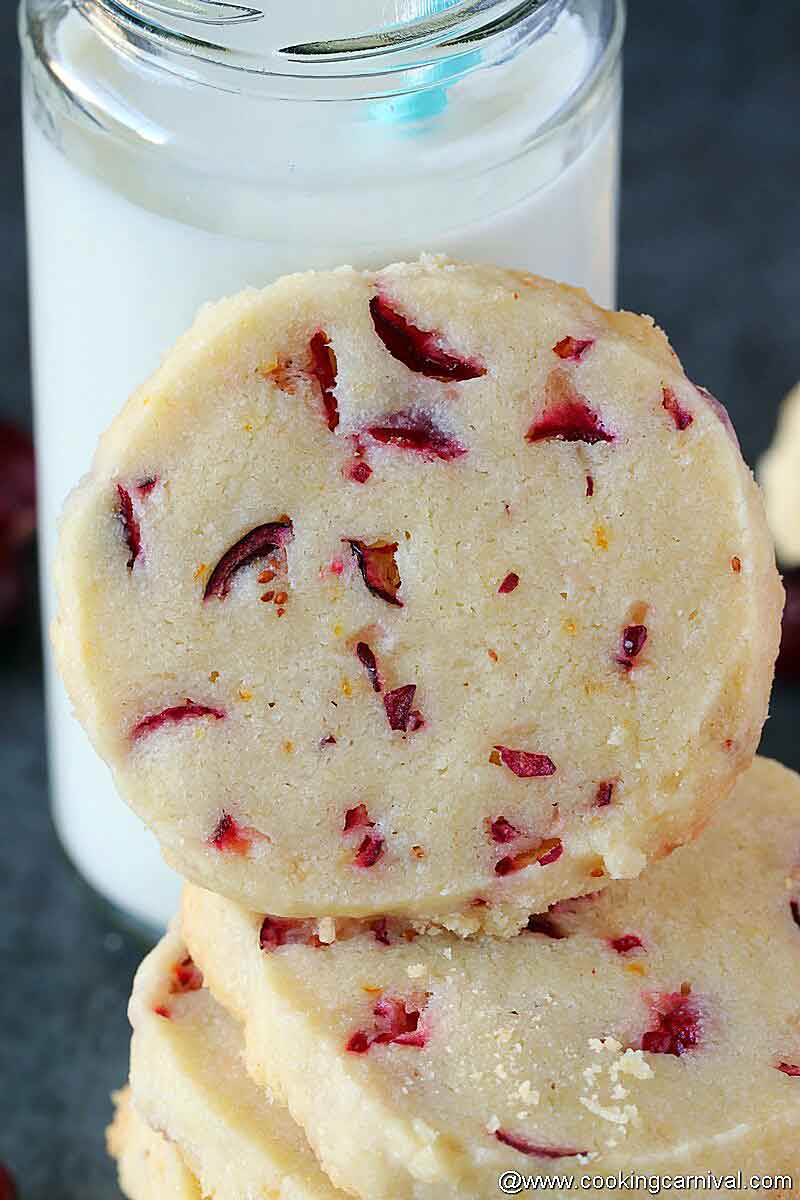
[777,569,800,681]
[0,422,36,627]
[0,422,35,549]
[0,1162,18,1200]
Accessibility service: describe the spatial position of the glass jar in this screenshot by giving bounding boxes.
[20,0,625,932]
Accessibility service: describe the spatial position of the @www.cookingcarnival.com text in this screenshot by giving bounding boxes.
[498,1170,796,1194]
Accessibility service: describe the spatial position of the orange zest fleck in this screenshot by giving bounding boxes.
[594,526,609,551]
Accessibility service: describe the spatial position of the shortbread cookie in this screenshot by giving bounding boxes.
[183,758,800,1200]
[126,925,344,1200]
[760,380,800,565]
[107,1088,200,1200]
[54,257,781,932]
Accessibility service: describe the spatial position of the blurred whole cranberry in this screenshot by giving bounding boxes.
[777,569,800,681]
[0,1161,18,1200]
[0,421,36,627]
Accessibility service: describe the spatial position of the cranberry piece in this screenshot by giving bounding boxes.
[595,780,616,808]
[135,476,159,497]
[790,898,800,929]
[0,1163,18,1200]
[369,294,486,381]
[526,370,613,445]
[308,330,339,431]
[496,838,563,876]
[365,410,468,462]
[498,572,520,594]
[343,803,374,834]
[116,484,142,571]
[662,386,694,431]
[209,812,253,855]
[355,641,382,692]
[525,913,566,939]
[493,746,557,778]
[495,1130,585,1159]
[383,684,422,732]
[777,1062,800,1077]
[259,915,319,951]
[154,1005,171,1020]
[585,474,595,498]
[553,335,595,362]
[0,422,35,549]
[131,701,225,741]
[353,831,385,868]
[346,994,429,1053]
[640,992,701,1056]
[370,917,391,945]
[172,955,203,993]
[345,539,402,607]
[776,570,800,682]
[204,519,294,601]
[610,934,644,955]
[320,734,337,747]
[344,460,373,484]
[617,624,648,671]
[489,816,520,844]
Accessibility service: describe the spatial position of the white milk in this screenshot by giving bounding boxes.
[23,1,622,929]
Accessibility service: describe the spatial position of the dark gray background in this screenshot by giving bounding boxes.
[1,2,799,1196]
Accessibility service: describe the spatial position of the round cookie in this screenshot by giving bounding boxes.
[108,1089,200,1200]
[183,758,800,1200]
[54,257,782,933]
[760,380,800,565]
[126,925,344,1200]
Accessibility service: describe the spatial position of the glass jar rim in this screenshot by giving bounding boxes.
[74,0,624,100]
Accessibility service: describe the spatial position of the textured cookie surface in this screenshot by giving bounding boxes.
[107,1088,200,1200]
[126,924,344,1200]
[760,380,800,565]
[54,257,781,931]
[183,758,800,1200]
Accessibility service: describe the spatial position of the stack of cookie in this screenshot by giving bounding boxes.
[54,259,798,1196]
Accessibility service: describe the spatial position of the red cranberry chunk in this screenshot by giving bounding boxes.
[494,746,557,778]
[553,335,595,362]
[495,1130,586,1159]
[617,624,648,671]
[595,780,615,808]
[172,955,203,993]
[345,460,373,484]
[365,410,467,462]
[354,831,386,868]
[610,934,644,955]
[526,370,613,445]
[343,803,375,834]
[308,330,339,431]
[525,913,567,939]
[204,519,294,601]
[0,421,35,550]
[356,641,382,692]
[116,485,142,571]
[369,294,486,381]
[136,476,159,497]
[259,915,319,951]
[346,1030,371,1054]
[489,816,521,844]
[384,685,420,732]
[662,386,694,431]
[370,917,391,945]
[640,992,701,1056]
[209,812,252,855]
[131,701,225,742]
[154,1005,171,1020]
[777,570,800,681]
[346,993,429,1054]
[496,838,563,876]
[498,572,520,594]
[790,898,800,929]
[777,1062,800,1077]
[585,474,595,498]
[345,539,403,607]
